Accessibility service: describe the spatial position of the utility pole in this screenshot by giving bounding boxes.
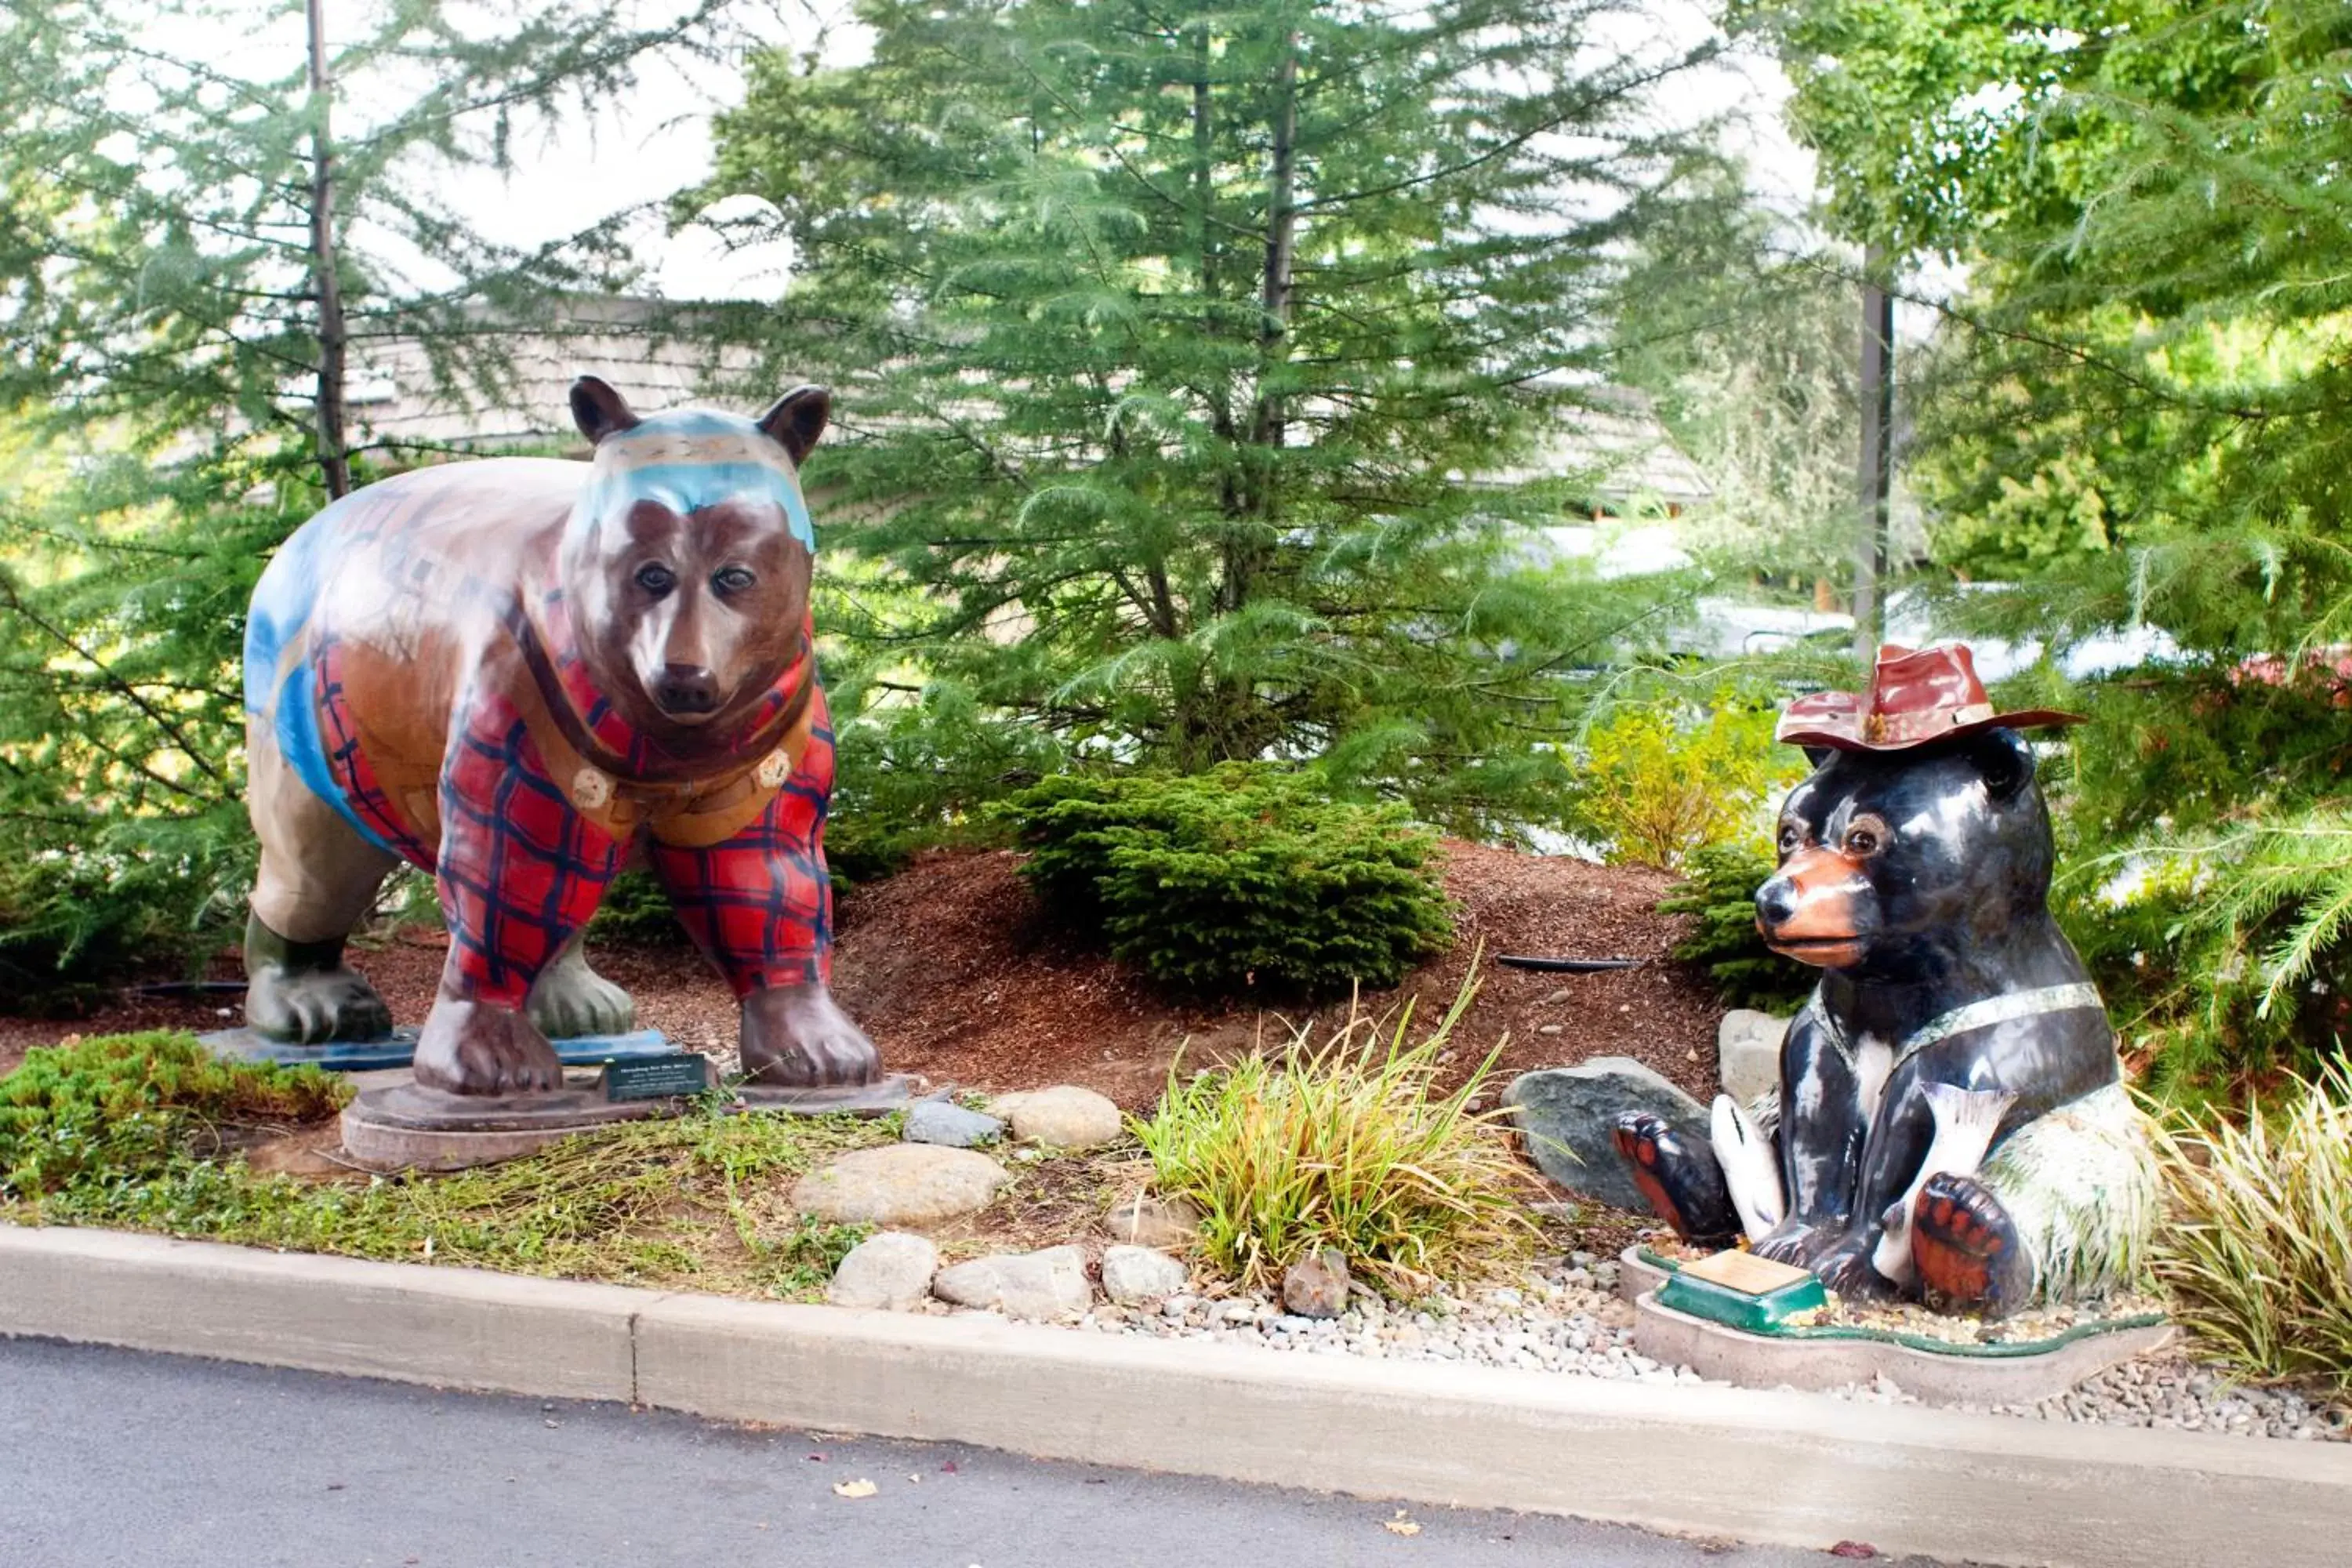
[1853,242,1895,662]
[307,0,350,500]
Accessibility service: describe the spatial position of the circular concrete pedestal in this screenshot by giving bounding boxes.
[340,1082,663,1172]
[734,1074,915,1117]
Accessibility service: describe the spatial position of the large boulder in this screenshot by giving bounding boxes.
[1716,1010,1788,1105]
[1502,1056,1710,1214]
[990,1085,1124,1149]
[791,1144,1008,1225]
[931,1244,1093,1319]
[826,1232,939,1311]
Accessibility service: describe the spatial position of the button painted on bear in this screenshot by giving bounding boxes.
[755,750,792,790]
[571,766,614,811]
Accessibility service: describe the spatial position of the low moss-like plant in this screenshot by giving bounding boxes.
[1000,764,1454,996]
[2150,1064,2352,1393]
[1132,973,1533,1294]
[0,1031,348,1196]
[1,1041,883,1298]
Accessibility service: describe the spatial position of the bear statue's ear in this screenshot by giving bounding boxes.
[569,376,641,446]
[757,383,831,465]
[1967,728,2036,801]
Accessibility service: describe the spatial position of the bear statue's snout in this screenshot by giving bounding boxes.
[1755,876,1799,933]
[653,662,720,716]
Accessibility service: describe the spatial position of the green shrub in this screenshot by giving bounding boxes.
[0,1031,347,1196]
[2150,1064,2352,1393]
[1658,842,1816,1013]
[1564,700,1803,871]
[999,764,1454,996]
[826,680,1065,884]
[1133,976,1532,1293]
[586,870,691,946]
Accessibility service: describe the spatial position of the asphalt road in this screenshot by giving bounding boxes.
[0,1336,1928,1568]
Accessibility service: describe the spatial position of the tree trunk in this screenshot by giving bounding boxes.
[1852,241,1894,660]
[307,0,350,500]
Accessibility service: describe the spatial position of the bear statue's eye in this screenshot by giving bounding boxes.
[712,566,756,595]
[1843,816,1889,858]
[634,563,677,596]
[1777,822,1803,855]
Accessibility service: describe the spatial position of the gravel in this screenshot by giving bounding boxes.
[910,1250,2347,1442]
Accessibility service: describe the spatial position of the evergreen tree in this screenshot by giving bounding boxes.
[0,0,728,996]
[694,0,1733,833]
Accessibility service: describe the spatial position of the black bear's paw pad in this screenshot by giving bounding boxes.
[1611,1112,1738,1247]
[1913,1173,2034,1316]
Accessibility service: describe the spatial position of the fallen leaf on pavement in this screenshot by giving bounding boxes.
[833,1479,878,1499]
[1829,1544,1877,1560]
[1385,1509,1421,1537]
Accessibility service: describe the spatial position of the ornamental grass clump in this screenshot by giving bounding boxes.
[1132,973,1532,1294]
[2150,1063,2352,1393]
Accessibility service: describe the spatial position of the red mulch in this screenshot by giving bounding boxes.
[0,843,1724,1106]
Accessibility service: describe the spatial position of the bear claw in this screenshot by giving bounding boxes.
[1912,1172,2034,1316]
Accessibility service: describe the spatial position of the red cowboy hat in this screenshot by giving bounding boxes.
[1776,643,2086,753]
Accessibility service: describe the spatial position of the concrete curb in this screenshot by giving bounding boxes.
[5,1225,2348,1567]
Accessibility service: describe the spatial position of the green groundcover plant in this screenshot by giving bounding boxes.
[1000,764,1454,997]
[1133,974,1532,1295]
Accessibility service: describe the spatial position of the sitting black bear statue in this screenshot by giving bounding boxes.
[1614,645,2155,1316]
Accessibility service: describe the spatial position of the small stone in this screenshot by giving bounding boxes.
[826,1232,938,1311]
[791,1145,1009,1225]
[1105,1192,1200,1249]
[990,1085,1125,1149]
[1101,1246,1189,1306]
[1160,1294,1198,1319]
[1716,1010,1788,1104]
[931,1245,1092,1319]
[902,1099,1004,1149]
[1283,1247,1350,1319]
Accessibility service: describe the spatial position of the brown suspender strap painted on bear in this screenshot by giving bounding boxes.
[1804,982,2107,1074]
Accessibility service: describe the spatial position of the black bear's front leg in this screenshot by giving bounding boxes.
[1611,1112,1740,1246]
[1752,1006,1866,1266]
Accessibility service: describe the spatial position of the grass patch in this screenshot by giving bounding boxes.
[2151,1062,2352,1393]
[1,1033,889,1298]
[1132,971,1533,1295]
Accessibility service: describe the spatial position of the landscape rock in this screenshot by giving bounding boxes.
[902,1098,1004,1149]
[991,1085,1124,1149]
[931,1244,1093,1320]
[825,1232,938,1311]
[1100,1246,1189,1306]
[1105,1192,1200,1249]
[1502,1056,1710,1213]
[1282,1247,1350,1319]
[790,1144,1008,1225]
[1716,1011,1788,1105]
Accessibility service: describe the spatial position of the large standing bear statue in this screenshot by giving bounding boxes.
[238,376,877,1098]
[1613,645,2157,1315]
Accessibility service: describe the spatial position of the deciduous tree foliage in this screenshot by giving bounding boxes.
[695,0,1733,833]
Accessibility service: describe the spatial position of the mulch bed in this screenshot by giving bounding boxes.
[0,842,1726,1108]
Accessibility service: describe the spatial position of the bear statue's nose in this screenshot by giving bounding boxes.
[654,663,719,714]
[1755,877,1798,931]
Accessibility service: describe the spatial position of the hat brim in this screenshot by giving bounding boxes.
[1778,709,2088,753]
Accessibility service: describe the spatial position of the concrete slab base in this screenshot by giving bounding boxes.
[1633,1289,2175,1404]
[339,1079,664,1171]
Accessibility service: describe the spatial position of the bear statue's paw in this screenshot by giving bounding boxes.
[526,953,637,1040]
[1809,1236,1897,1301]
[740,983,880,1088]
[1751,1217,1840,1269]
[246,964,394,1045]
[1610,1112,1740,1247]
[1913,1172,2035,1318]
[413,998,564,1096]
